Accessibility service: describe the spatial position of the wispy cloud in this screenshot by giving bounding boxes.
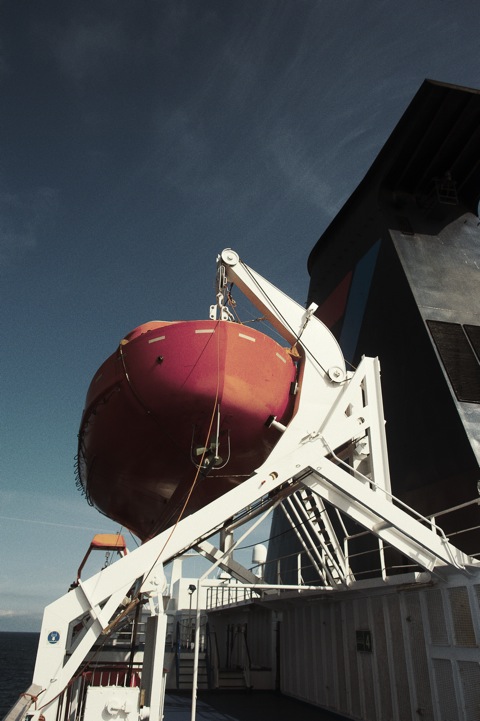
[51,18,128,84]
[0,486,117,528]
[266,127,335,214]
[0,609,15,617]
[0,515,102,532]
[37,3,180,86]
[0,39,9,81]
[0,187,58,269]
[0,606,43,632]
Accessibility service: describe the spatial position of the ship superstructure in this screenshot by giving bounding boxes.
[309,79,480,541]
[5,81,480,721]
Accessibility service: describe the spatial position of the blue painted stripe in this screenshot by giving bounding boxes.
[340,240,381,361]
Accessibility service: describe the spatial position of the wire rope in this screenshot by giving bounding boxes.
[239,260,355,377]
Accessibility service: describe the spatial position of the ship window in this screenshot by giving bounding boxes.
[465,325,480,362]
[427,321,480,403]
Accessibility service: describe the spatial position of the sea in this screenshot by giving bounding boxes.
[0,632,39,719]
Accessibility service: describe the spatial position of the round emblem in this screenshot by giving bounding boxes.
[48,631,60,644]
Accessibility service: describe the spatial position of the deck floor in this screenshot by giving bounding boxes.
[164,692,349,721]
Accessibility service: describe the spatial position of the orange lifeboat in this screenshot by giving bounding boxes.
[77,319,297,540]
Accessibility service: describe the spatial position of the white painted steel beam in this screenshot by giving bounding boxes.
[195,540,268,586]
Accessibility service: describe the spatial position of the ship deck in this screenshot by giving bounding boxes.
[164,692,348,721]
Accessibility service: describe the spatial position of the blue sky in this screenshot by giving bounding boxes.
[1,0,480,632]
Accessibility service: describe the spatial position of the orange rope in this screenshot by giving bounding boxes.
[104,320,222,630]
[143,319,222,575]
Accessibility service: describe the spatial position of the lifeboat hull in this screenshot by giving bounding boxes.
[77,320,297,540]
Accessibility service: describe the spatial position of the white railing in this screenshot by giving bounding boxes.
[203,496,480,610]
[206,582,258,609]
[54,663,143,721]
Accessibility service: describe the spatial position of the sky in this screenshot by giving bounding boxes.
[1,0,480,633]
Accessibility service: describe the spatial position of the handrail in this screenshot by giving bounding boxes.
[52,662,144,721]
[326,443,453,543]
[204,469,479,622]
[428,497,480,520]
[203,492,480,612]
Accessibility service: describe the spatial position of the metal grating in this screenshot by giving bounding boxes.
[448,587,477,647]
[432,658,458,721]
[425,589,449,645]
[427,320,480,403]
[458,661,480,721]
